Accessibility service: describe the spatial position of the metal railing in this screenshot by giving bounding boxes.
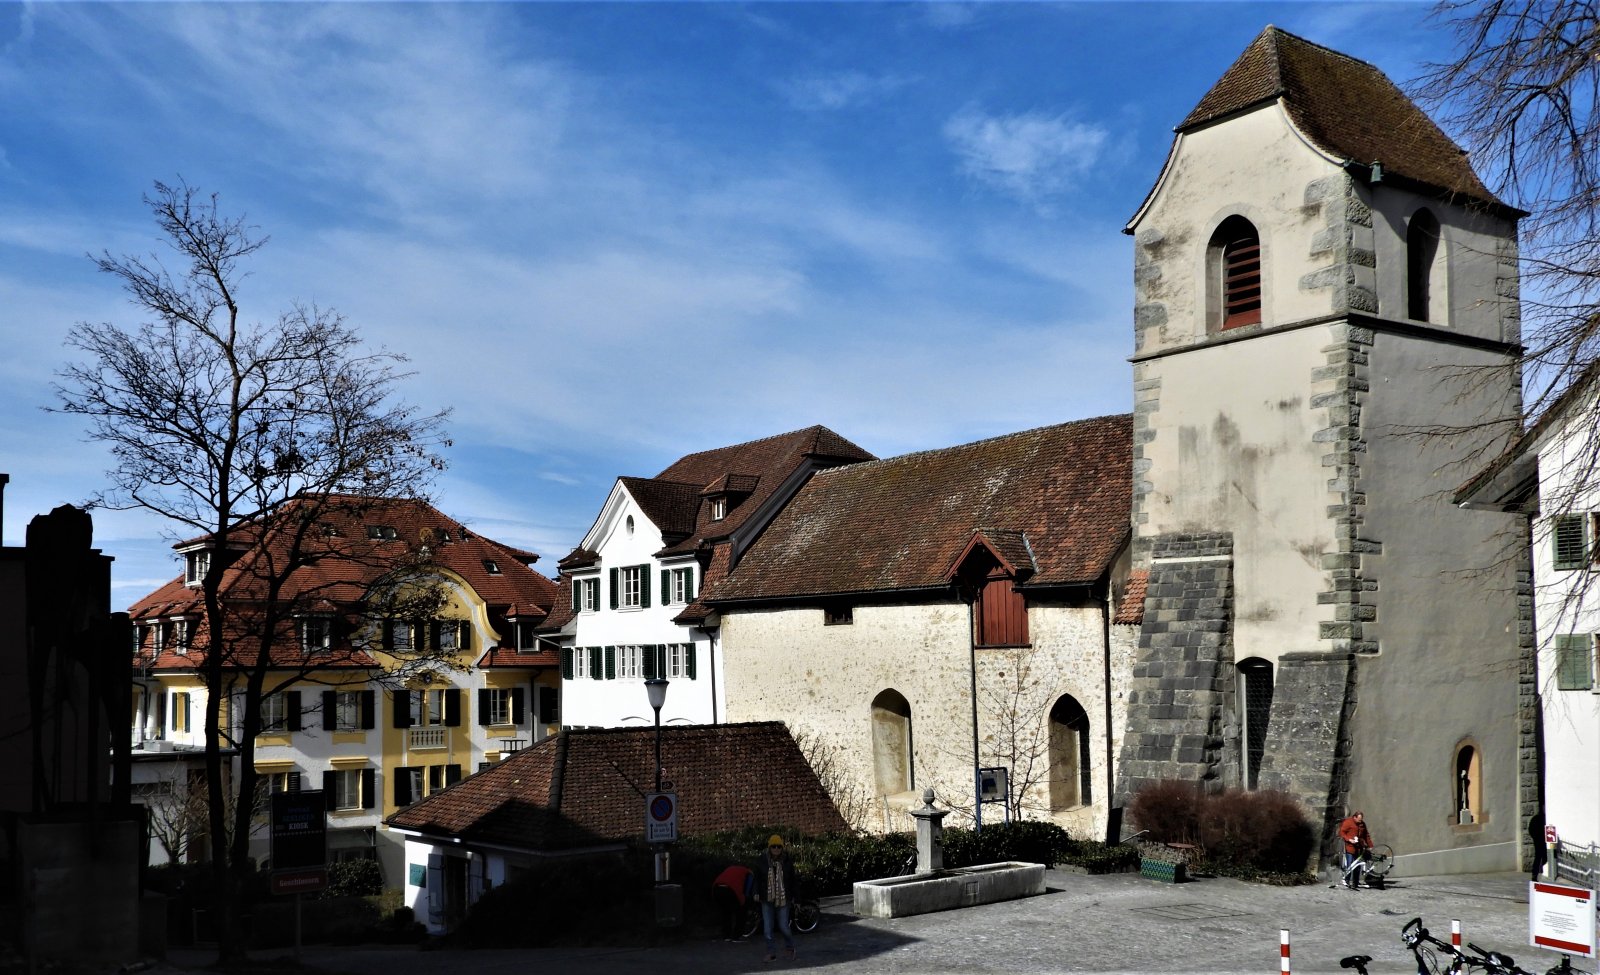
[408,727,447,750]
[499,739,528,755]
[1555,839,1598,887]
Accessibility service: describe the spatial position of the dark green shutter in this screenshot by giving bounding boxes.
[286,691,302,731]
[383,619,395,651]
[642,644,657,680]
[539,685,559,724]
[590,646,603,680]
[511,687,526,724]
[662,569,671,603]
[562,647,574,680]
[322,770,337,804]
[444,688,461,726]
[685,643,696,679]
[361,768,376,809]
[446,764,462,786]
[609,568,619,609]
[1554,515,1587,570]
[393,690,413,728]
[640,566,651,608]
[323,691,337,731]
[460,621,472,651]
[478,689,492,726]
[428,620,441,650]
[1557,634,1595,690]
[656,644,667,678]
[686,568,695,601]
[571,580,580,613]
[604,646,616,680]
[361,690,375,729]
[394,767,413,806]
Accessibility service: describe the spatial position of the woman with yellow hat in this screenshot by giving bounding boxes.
[752,833,800,961]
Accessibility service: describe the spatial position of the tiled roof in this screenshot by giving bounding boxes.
[557,547,599,570]
[1114,570,1149,625]
[651,425,875,557]
[706,415,1132,601]
[619,477,704,540]
[1179,26,1501,207]
[535,576,575,634]
[386,722,846,850]
[128,496,559,669]
[476,645,561,669]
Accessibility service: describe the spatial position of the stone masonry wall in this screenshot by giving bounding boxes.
[1256,651,1357,868]
[1117,532,1235,799]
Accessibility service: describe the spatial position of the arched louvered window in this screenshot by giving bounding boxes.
[1215,217,1262,328]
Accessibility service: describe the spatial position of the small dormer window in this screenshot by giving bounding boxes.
[367,525,398,541]
[185,550,212,587]
[301,617,332,653]
[711,498,727,521]
[483,559,501,574]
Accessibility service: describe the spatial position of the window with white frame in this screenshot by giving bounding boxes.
[331,769,365,811]
[618,645,644,680]
[437,619,468,651]
[173,618,191,653]
[261,693,289,732]
[484,688,512,724]
[515,621,539,651]
[667,567,694,605]
[153,623,167,654]
[571,646,591,679]
[335,691,363,731]
[301,617,332,653]
[389,620,416,651]
[171,691,191,733]
[261,770,301,795]
[711,498,727,521]
[185,549,211,586]
[576,578,599,613]
[619,566,643,609]
[666,642,689,679]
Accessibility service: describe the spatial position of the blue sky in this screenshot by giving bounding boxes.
[0,2,1463,606]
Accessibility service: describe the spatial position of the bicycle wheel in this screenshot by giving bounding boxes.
[1412,944,1441,975]
[792,900,820,933]
[741,903,762,939]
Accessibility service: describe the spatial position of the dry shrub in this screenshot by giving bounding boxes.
[1127,779,1204,845]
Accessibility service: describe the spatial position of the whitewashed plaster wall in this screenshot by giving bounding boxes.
[722,599,1126,839]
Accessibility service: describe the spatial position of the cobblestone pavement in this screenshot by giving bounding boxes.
[157,869,1567,975]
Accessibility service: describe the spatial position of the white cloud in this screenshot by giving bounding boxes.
[779,70,914,111]
[944,106,1108,201]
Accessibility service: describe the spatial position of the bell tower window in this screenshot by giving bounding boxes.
[1209,216,1263,330]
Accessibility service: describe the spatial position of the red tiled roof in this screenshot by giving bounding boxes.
[476,645,561,669]
[385,722,846,851]
[619,477,704,541]
[128,496,558,669]
[706,415,1132,601]
[1114,570,1149,625]
[651,425,875,556]
[1178,26,1501,207]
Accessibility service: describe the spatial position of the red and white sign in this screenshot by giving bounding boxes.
[270,868,327,896]
[1546,824,1559,845]
[645,791,678,843]
[1529,881,1597,958]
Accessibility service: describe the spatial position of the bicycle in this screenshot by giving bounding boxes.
[739,896,820,938]
[1399,916,1475,975]
[1343,844,1396,889]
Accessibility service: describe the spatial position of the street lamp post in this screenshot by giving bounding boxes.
[646,678,668,793]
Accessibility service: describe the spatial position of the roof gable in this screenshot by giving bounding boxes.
[1178,26,1500,207]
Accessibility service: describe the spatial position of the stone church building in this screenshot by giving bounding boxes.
[1116,27,1532,874]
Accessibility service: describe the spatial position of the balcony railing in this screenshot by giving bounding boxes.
[499,739,528,755]
[408,727,447,750]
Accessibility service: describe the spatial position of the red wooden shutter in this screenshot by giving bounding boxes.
[1222,234,1262,328]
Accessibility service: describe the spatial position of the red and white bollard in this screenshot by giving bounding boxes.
[1452,919,1462,950]
[1280,929,1291,974]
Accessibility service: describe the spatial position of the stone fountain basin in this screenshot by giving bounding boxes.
[852,861,1046,918]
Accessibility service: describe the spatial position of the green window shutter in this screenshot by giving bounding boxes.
[685,642,697,679]
[361,690,376,729]
[361,768,376,809]
[662,569,671,603]
[322,691,337,731]
[286,691,302,732]
[561,647,574,680]
[393,691,413,728]
[460,622,472,651]
[511,687,526,724]
[1556,635,1595,690]
[444,688,461,727]
[1553,515,1587,570]
[477,689,492,726]
[642,643,657,680]
[590,646,603,680]
[605,645,616,680]
[686,568,695,601]
[656,644,667,678]
[571,580,580,613]
[610,568,619,609]
[640,566,651,608]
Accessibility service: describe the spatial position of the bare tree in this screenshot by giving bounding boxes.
[977,646,1059,821]
[788,725,875,832]
[54,181,450,962]
[1419,2,1600,677]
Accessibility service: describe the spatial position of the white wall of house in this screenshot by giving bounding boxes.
[1533,407,1600,851]
[562,485,721,728]
[722,598,1130,839]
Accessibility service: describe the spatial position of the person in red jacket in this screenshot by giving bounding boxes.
[712,863,754,939]
[1339,811,1374,889]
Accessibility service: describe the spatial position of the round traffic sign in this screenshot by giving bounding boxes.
[650,794,675,821]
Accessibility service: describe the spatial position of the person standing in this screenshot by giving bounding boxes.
[1339,811,1374,889]
[753,834,799,962]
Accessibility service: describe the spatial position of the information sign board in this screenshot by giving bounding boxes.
[1529,881,1597,958]
[271,790,328,894]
